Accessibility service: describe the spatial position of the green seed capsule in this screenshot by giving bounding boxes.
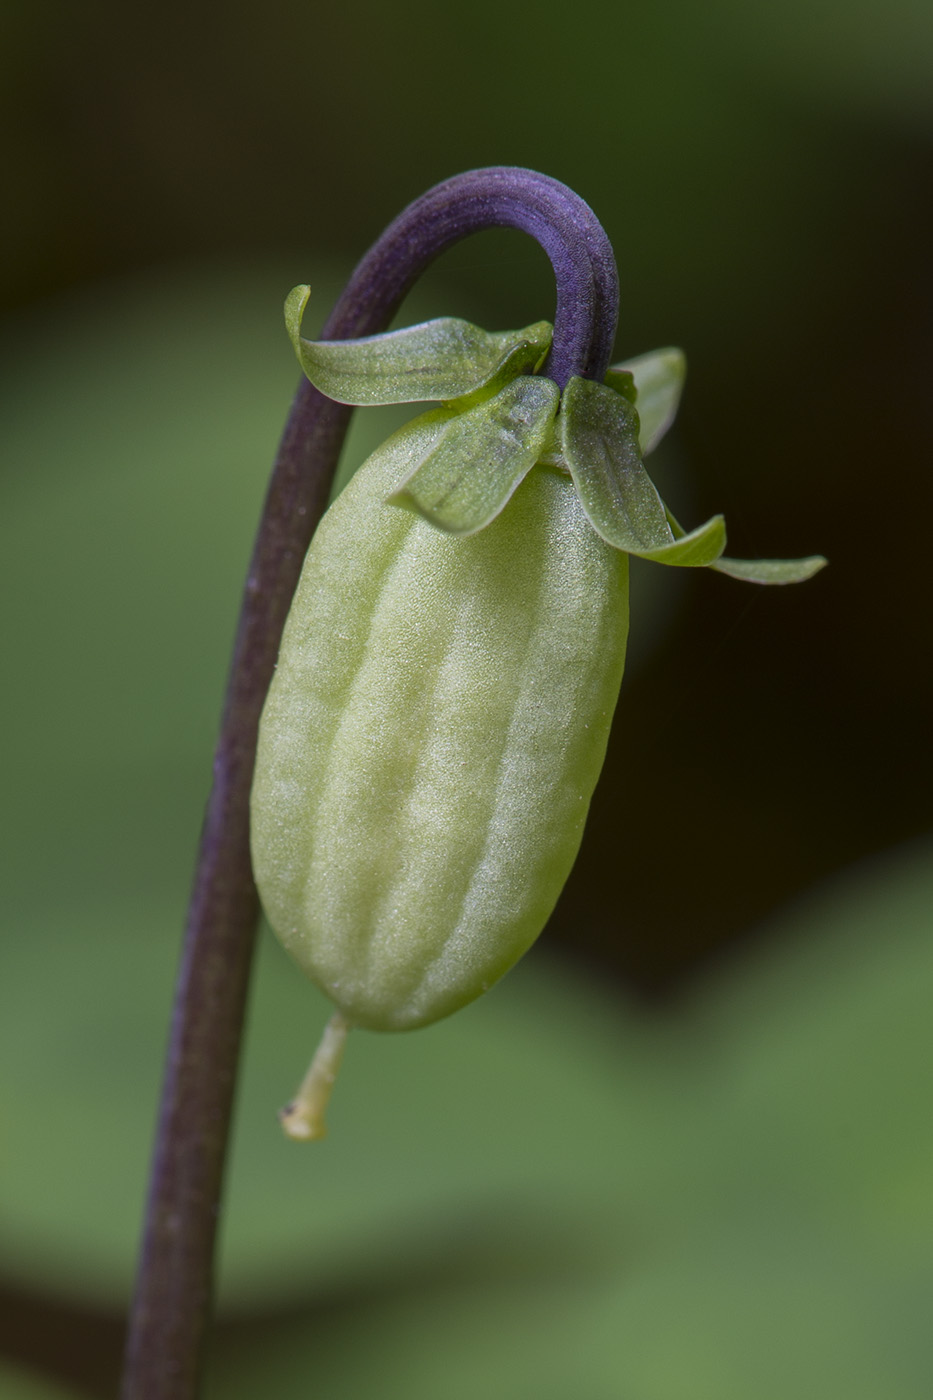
[251,432,629,1057]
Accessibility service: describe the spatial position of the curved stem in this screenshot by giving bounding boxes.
[120,167,619,1400]
[326,166,619,386]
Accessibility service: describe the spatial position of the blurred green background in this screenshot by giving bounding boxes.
[1,0,931,1395]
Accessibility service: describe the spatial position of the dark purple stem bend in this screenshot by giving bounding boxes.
[120,167,619,1400]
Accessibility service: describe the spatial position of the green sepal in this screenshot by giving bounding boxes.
[285,285,552,405]
[711,554,828,584]
[444,337,548,411]
[389,376,560,536]
[606,347,686,454]
[602,367,637,405]
[666,508,827,584]
[560,376,675,553]
[634,512,726,567]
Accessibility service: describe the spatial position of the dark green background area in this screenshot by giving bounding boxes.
[1,0,931,1395]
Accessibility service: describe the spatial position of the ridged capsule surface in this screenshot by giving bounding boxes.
[250,438,629,1031]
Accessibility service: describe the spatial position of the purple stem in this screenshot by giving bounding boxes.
[120,167,619,1400]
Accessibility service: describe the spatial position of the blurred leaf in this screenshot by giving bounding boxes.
[688,838,933,1256]
[221,932,681,1309]
[0,265,401,783]
[0,891,679,1308]
[0,263,423,924]
[0,1363,79,1400]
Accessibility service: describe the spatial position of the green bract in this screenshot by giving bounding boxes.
[389,376,560,535]
[285,285,551,405]
[605,346,685,454]
[250,294,826,1138]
